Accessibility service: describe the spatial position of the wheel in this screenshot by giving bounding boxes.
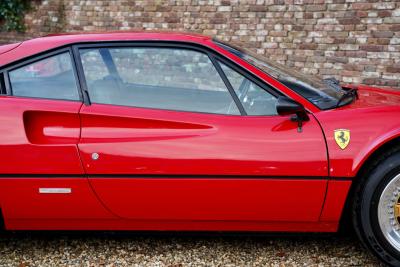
[353,148,400,266]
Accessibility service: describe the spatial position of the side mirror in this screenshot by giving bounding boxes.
[276,96,309,132]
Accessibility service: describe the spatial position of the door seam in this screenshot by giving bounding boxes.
[76,103,123,219]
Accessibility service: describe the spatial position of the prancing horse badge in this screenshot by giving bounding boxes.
[334,129,350,149]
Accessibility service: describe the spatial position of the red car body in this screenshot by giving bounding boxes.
[0,32,399,232]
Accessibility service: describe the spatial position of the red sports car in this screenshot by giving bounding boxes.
[0,31,399,265]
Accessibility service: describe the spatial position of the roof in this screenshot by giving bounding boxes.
[0,31,212,67]
[0,42,21,55]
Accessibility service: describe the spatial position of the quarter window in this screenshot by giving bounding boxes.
[219,61,278,116]
[9,52,80,101]
[79,47,240,115]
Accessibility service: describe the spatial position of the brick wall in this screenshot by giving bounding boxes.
[1,0,399,88]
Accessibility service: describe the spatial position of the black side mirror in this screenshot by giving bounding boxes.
[276,96,309,132]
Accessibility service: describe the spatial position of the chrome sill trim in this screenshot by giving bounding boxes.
[39,188,72,194]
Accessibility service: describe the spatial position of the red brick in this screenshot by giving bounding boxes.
[299,43,318,49]
[351,3,372,10]
[356,11,369,18]
[327,56,348,64]
[165,17,180,23]
[377,39,391,45]
[387,66,400,73]
[249,6,268,12]
[372,31,394,38]
[306,5,326,12]
[390,25,400,31]
[378,10,392,17]
[360,45,384,52]
[338,18,361,25]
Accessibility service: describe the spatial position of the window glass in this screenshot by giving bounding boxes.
[219,61,278,116]
[80,47,240,115]
[9,52,80,101]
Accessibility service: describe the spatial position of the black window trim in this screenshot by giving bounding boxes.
[72,45,91,105]
[208,55,246,115]
[212,54,282,99]
[1,47,83,103]
[3,71,10,95]
[72,41,282,116]
[0,72,6,95]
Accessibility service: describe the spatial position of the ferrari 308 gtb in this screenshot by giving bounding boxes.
[1,32,400,265]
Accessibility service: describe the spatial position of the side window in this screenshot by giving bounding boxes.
[79,47,240,115]
[219,61,278,116]
[8,52,80,101]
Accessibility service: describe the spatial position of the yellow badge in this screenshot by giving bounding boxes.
[334,129,350,149]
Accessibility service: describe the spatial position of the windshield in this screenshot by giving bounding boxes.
[214,40,348,110]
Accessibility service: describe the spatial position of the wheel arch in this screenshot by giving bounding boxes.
[339,134,400,231]
[353,130,400,178]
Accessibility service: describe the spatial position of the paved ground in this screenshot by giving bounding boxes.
[0,231,383,267]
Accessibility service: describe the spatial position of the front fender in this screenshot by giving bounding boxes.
[314,105,400,178]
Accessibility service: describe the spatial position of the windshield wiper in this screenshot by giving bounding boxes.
[336,88,358,107]
[323,77,342,91]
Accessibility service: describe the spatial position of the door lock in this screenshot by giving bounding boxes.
[91,153,100,160]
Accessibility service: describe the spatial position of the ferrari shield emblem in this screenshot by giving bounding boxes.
[334,129,350,149]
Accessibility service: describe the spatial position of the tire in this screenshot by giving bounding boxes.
[353,147,400,266]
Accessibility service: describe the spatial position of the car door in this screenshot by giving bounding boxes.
[76,43,328,223]
[0,50,111,225]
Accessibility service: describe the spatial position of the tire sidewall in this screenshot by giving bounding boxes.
[359,153,400,265]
